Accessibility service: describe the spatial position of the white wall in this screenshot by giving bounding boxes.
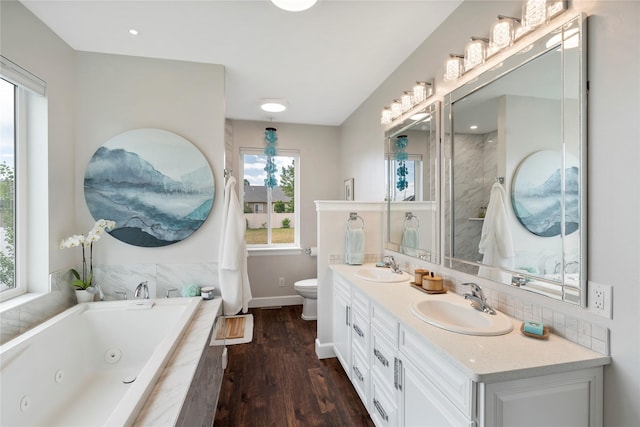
[229,120,341,300]
[340,1,640,425]
[73,52,225,267]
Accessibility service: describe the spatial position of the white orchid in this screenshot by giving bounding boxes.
[60,219,116,289]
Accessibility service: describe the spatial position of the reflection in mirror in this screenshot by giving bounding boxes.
[385,101,439,263]
[444,13,586,306]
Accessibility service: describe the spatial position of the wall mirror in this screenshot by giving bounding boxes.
[444,13,586,306]
[385,101,440,263]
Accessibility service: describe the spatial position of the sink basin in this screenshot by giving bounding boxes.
[354,268,411,283]
[410,299,513,336]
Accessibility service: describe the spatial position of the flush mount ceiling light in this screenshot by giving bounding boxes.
[270,0,318,12]
[259,99,287,113]
[128,29,139,36]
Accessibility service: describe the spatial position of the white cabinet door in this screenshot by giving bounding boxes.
[481,367,603,427]
[401,357,475,427]
[333,279,351,373]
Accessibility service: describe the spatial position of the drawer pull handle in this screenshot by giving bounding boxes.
[374,348,389,367]
[353,366,364,382]
[353,324,365,337]
[373,398,389,422]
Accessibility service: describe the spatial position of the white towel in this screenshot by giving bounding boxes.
[401,227,420,257]
[478,182,515,284]
[345,228,365,265]
[218,177,252,315]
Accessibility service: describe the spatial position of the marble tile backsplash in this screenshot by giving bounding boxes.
[0,263,219,346]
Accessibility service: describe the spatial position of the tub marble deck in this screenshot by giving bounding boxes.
[133,297,222,426]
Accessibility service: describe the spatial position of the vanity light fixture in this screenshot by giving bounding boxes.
[270,0,318,12]
[488,15,521,57]
[401,91,414,112]
[259,99,287,113]
[412,81,432,104]
[381,107,393,125]
[390,99,403,119]
[464,37,489,72]
[444,54,465,82]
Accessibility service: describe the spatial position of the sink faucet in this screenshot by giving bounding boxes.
[383,255,402,274]
[462,283,496,315]
[134,281,149,299]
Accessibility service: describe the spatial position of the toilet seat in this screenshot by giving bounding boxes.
[294,278,317,289]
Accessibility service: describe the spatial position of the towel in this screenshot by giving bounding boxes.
[345,228,365,265]
[478,182,515,284]
[401,226,420,257]
[218,177,252,315]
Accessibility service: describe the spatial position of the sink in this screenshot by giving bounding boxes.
[410,299,513,336]
[354,268,411,283]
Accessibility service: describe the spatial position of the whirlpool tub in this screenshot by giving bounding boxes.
[0,297,202,427]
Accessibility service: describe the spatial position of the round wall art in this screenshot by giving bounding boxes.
[84,128,214,247]
[511,150,579,237]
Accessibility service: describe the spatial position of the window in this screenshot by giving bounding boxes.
[240,148,299,249]
[0,78,16,296]
[386,154,423,201]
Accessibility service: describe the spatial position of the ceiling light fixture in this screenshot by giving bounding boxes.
[128,29,139,36]
[259,99,287,113]
[270,0,318,12]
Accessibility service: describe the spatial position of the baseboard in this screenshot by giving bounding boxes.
[248,295,303,308]
[315,338,336,359]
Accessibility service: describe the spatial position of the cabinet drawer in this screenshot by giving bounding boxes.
[352,309,369,356]
[400,326,475,419]
[351,347,370,405]
[370,372,399,427]
[352,287,370,316]
[371,327,397,389]
[371,303,398,345]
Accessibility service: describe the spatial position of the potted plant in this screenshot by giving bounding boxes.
[60,219,115,303]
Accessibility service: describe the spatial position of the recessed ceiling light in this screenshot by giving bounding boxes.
[129,29,139,36]
[470,125,478,130]
[259,99,287,113]
[270,0,318,12]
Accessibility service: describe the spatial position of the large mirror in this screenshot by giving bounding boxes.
[444,13,586,306]
[385,101,439,263]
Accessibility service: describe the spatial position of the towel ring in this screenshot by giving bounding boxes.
[347,212,365,229]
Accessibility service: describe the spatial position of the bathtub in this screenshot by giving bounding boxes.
[0,297,202,427]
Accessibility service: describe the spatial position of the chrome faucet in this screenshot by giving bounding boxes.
[383,255,403,274]
[462,282,496,315]
[134,281,149,299]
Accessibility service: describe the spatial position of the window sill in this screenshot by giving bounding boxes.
[248,247,303,257]
[0,292,47,314]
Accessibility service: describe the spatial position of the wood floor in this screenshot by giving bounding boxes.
[214,305,375,427]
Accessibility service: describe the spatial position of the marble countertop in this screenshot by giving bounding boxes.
[133,297,222,426]
[331,264,611,383]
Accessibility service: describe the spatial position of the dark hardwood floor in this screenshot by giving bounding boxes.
[214,305,375,427]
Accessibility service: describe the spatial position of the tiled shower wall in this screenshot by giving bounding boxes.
[0,262,218,345]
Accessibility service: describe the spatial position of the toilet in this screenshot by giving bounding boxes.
[294,278,318,320]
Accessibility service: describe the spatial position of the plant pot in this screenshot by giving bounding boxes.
[75,289,95,303]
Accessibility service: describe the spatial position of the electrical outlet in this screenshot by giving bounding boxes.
[588,281,613,319]
[278,277,285,287]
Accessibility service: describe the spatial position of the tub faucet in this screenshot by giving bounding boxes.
[383,255,402,274]
[134,281,149,299]
[462,282,496,315]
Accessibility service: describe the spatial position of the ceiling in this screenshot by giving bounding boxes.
[20,0,462,126]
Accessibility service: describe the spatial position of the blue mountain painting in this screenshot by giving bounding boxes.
[512,166,579,237]
[84,145,214,247]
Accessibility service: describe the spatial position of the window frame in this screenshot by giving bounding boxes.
[239,147,300,254]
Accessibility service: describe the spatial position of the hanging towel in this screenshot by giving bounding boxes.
[478,182,515,285]
[401,227,420,257]
[345,228,365,265]
[218,176,252,315]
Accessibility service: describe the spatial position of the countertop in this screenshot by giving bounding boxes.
[331,264,611,383]
[133,297,222,426]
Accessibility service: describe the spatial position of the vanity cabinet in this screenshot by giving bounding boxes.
[331,268,607,427]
